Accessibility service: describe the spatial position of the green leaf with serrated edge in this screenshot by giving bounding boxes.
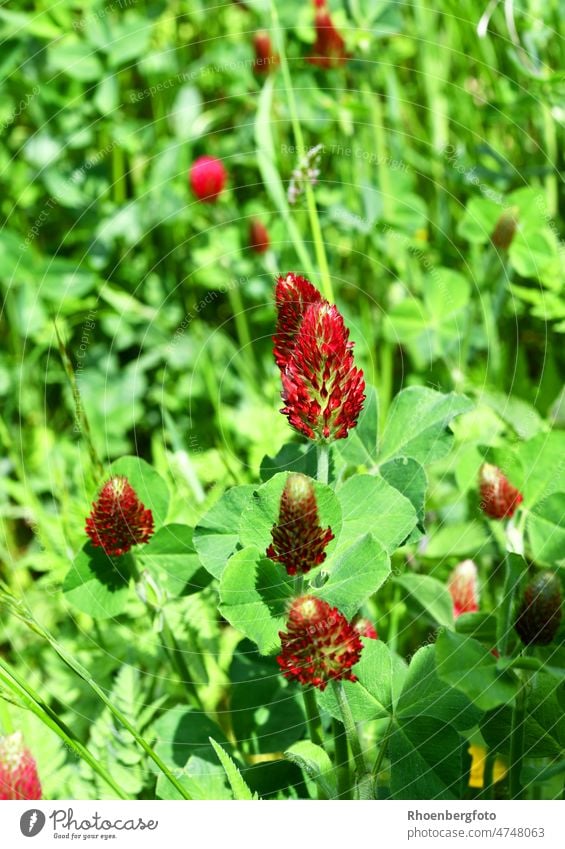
[393,573,454,628]
[107,456,170,529]
[318,639,406,722]
[396,645,481,731]
[334,474,417,556]
[219,546,293,655]
[436,630,517,711]
[380,456,427,528]
[194,485,254,579]
[63,543,131,619]
[285,741,337,800]
[210,738,259,800]
[239,472,341,564]
[336,384,379,466]
[528,492,565,565]
[389,716,463,799]
[314,534,390,620]
[137,524,206,597]
[379,387,473,465]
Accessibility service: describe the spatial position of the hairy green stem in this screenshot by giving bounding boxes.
[316,442,329,485]
[332,717,350,799]
[332,681,373,799]
[302,687,323,748]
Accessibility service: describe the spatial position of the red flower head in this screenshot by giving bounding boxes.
[308,0,348,68]
[0,732,41,800]
[515,572,562,646]
[448,560,479,618]
[266,473,334,576]
[353,616,378,640]
[85,476,154,557]
[189,155,227,202]
[479,463,523,520]
[253,31,279,74]
[249,218,270,254]
[273,273,324,370]
[281,300,365,441]
[277,596,363,690]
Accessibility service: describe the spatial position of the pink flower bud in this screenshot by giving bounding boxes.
[189,155,227,202]
[448,560,479,618]
[0,732,41,800]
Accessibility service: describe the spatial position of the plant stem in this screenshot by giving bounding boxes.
[373,714,394,794]
[332,681,373,799]
[302,687,323,747]
[227,281,258,387]
[53,320,104,483]
[270,0,333,302]
[332,717,350,799]
[316,442,329,485]
[509,656,531,800]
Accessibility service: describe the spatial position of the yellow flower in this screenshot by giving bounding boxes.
[468,744,507,789]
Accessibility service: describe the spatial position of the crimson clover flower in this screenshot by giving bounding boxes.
[515,572,562,646]
[85,475,154,557]
[266,473,334,576]
[307,0,348,68]
[189,155,227,202]
[479,463,523,519]
[273,272,324,369]
[0,732,41,800]
[280,299,365,441]
[448,559,479,618]
[277,596,363,690]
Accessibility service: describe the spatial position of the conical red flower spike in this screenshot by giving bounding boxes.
[515,572,562,646]
[266,473,334,576]
[277,596,363,690]
[273,273,324,370]
[253,31,279,74]
[448,560,479,618]
[307,0,348,68]
[281,300,365,441]
[189,155,227,202]
[249,218,270,253]
[479,463,523,520]
[85,476,154,557]
[353,616,378,639]
[0,732,42,800]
